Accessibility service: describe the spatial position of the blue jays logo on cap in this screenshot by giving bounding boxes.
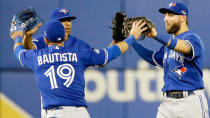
[44,20,65,42]
[159,2,188,17]
[169,2,176,7]
[59,9,69,14]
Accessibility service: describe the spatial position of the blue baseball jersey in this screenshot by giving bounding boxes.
[32,35,91,49]
[17,46,108,109]
[152,31,204,92]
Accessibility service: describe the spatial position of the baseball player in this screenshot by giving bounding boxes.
[132,2,209,118]
[21,8,93,117]
[11,20,147,118]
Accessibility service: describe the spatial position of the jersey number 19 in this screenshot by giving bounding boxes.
[44,63,75,89]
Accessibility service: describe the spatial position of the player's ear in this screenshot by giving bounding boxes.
[181,15,187,24]
[44,38,48,45]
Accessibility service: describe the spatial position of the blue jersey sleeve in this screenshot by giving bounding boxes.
[79,48,108,66]
[132,40,165,67]
[152,46,165,67]
[183,34,204,61]
[14,45,36,69]
[132,41,156,66]
[32,36,46,49]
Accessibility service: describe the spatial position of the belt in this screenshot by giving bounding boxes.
[47,106,63,111]
[46,106,85,111]
[163,90,195,99]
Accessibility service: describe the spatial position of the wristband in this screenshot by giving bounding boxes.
[106,45,121,62]
[168,38,178,49]
[155,33,170,45]
[124,35,135,46]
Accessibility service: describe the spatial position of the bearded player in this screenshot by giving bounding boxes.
[132,2,209,118]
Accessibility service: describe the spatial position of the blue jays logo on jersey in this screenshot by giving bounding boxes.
[59,9,69,14]
[172,64,187,79]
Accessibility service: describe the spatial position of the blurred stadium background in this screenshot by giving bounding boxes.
[0,0,210,117]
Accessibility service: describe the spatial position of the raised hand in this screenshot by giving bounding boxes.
[146,27,157,38]
[11,31,23,40]
[129,20,148,40]
[25,23,42,36]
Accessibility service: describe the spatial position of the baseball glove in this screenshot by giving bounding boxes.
[10,7,40,35]
[111,12,127,42]
[111,12,155,42]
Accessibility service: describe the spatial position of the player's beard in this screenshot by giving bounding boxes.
[165,21,181,34]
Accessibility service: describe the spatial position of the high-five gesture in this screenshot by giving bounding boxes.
[129,20,148,40]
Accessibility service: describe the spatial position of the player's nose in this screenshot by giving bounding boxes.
[164,16,168,23]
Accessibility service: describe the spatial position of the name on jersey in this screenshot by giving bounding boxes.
[168,50,184,63]
[37,53,78,66]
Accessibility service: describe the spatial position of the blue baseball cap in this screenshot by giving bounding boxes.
[44,20,65,42]
[159,2,188,17]
[50,8,76,21]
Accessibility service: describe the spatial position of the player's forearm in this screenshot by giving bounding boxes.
[132,41,156,66]
[116,42,129,54]
[107,35,135,62]
[108,40,117,47]
[13,36,25,59]
[13,36,23,50]
[14,43,22,51]
[155,33,191,55]
[14,44,25,59]
[173,40,191,55]
[118,35,135,53]
[22,35,36,49]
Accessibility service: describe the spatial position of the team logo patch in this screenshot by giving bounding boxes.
[169,3,176,7]
[172,64,187,79]
[59,9,68,14]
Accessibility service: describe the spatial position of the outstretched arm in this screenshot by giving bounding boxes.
[147,28,192,55]
[22,23,42,49]
[11,31,23,50]
[132,41,156,66]
[11,31,34,69]
[11,32,25,60]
